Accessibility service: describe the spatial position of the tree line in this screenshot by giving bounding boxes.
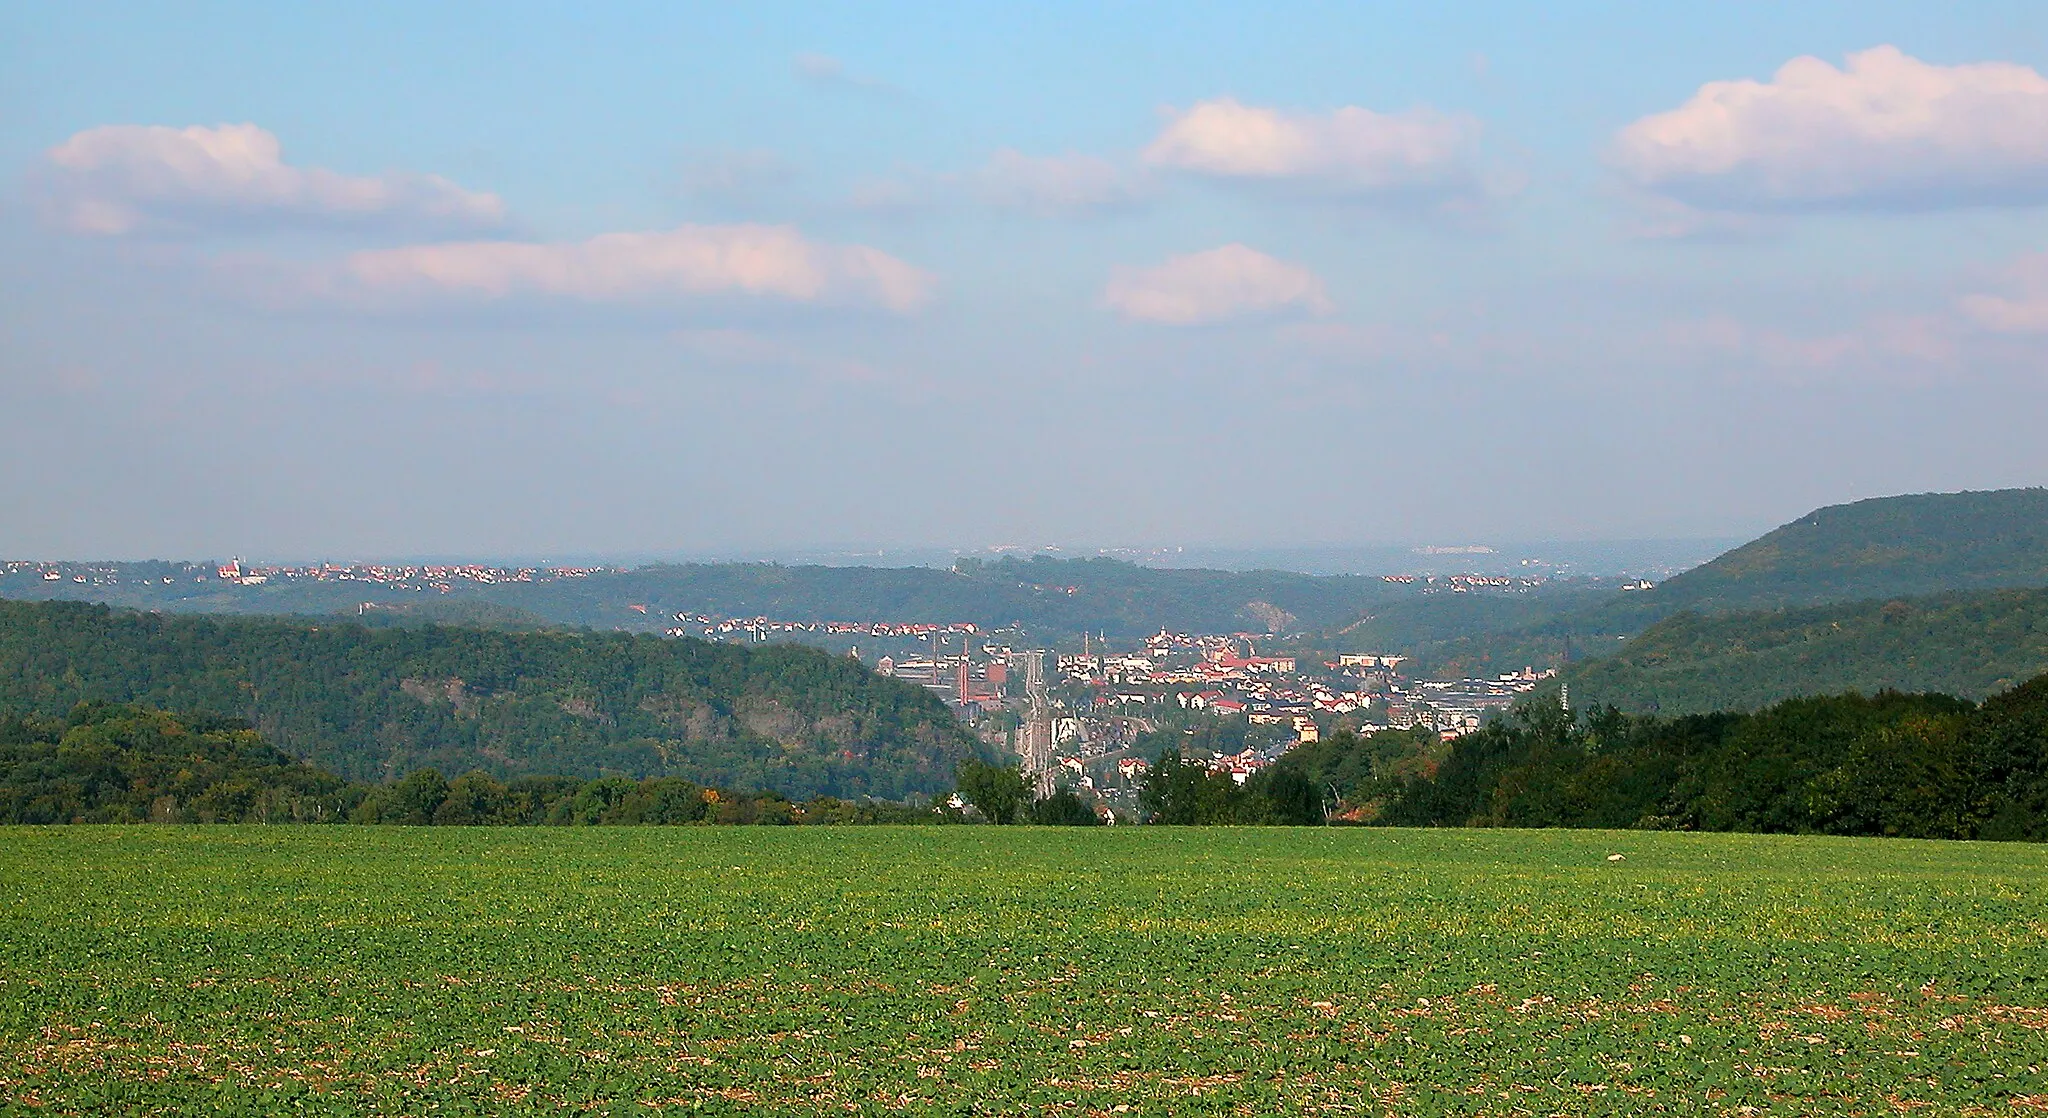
[1233,674,2048,840]
[1564,589,2048,715]
[0,704,955,826]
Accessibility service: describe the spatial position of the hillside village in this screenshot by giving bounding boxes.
[866,625,1555,814]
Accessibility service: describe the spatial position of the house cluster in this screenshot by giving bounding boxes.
[1207,747,1275,786]
[1063,635,1298,689]
[1391,670,1559,733]
[0,559,620,594]
[1379,573,1550,593]
[668,614,984,642]
[1,561,190,587]
[1044,628,1563,747]
[199,559,614,591]
[1175,688,1342,735]
[1047,631,1369,743]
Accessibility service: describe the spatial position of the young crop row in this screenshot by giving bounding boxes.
[1,827,2044,1115]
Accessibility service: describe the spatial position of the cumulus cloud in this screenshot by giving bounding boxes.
[1958,253,2048,333]
[1102,244,1331,325]
[38,123,506,235]
[1142,97,1488,204]
[322,224,933,313]
[973,149,1153,216]
[1613,46,2048,212]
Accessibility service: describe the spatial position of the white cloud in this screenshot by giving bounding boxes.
[1142,97,1487,203]
[1959,253,2048,332]
[39,123,506,235]
[325,224,933,313]
[1102,244,1331,325]
[973,150,1153,216]
[1613,46,2048,212]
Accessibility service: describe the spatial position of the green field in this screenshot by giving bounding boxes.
[2,828,2044,1115]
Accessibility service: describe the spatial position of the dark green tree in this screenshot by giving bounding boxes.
[369,768,450,825]
[1139,749,1242,824]
[434,771,510,825]
[956,760,1030,824]
[1961,675,2048,841]
[1028,786,1099,825]
[1250,765,1325,825]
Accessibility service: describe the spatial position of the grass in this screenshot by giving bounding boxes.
[1,826,2045,1115]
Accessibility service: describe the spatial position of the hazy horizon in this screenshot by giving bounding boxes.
[3,537,1746,581]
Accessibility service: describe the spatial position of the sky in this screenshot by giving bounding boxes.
[6,2,2048,561]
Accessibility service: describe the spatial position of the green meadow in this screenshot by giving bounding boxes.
[2,827,2044,1115]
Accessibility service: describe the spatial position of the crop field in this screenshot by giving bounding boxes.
[1,828,2045,1116]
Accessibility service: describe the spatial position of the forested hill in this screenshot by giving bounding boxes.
[509,557,1400,637]
[1609,488,2048,620]
[1564,587,2048,714]
[0,556,1411,641]
[0,600,987,798]
[1404,488,2048,680]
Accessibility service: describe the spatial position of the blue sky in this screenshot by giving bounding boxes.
[6,2,2048,559]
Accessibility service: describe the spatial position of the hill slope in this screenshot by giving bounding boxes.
[1611,488,2048,620]
[1407,488,2048,682]
[520,557,1409,637]
[1565,587,2048,714]
[0,600,986,798]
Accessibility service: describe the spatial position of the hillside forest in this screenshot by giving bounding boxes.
[0,600,988,799]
